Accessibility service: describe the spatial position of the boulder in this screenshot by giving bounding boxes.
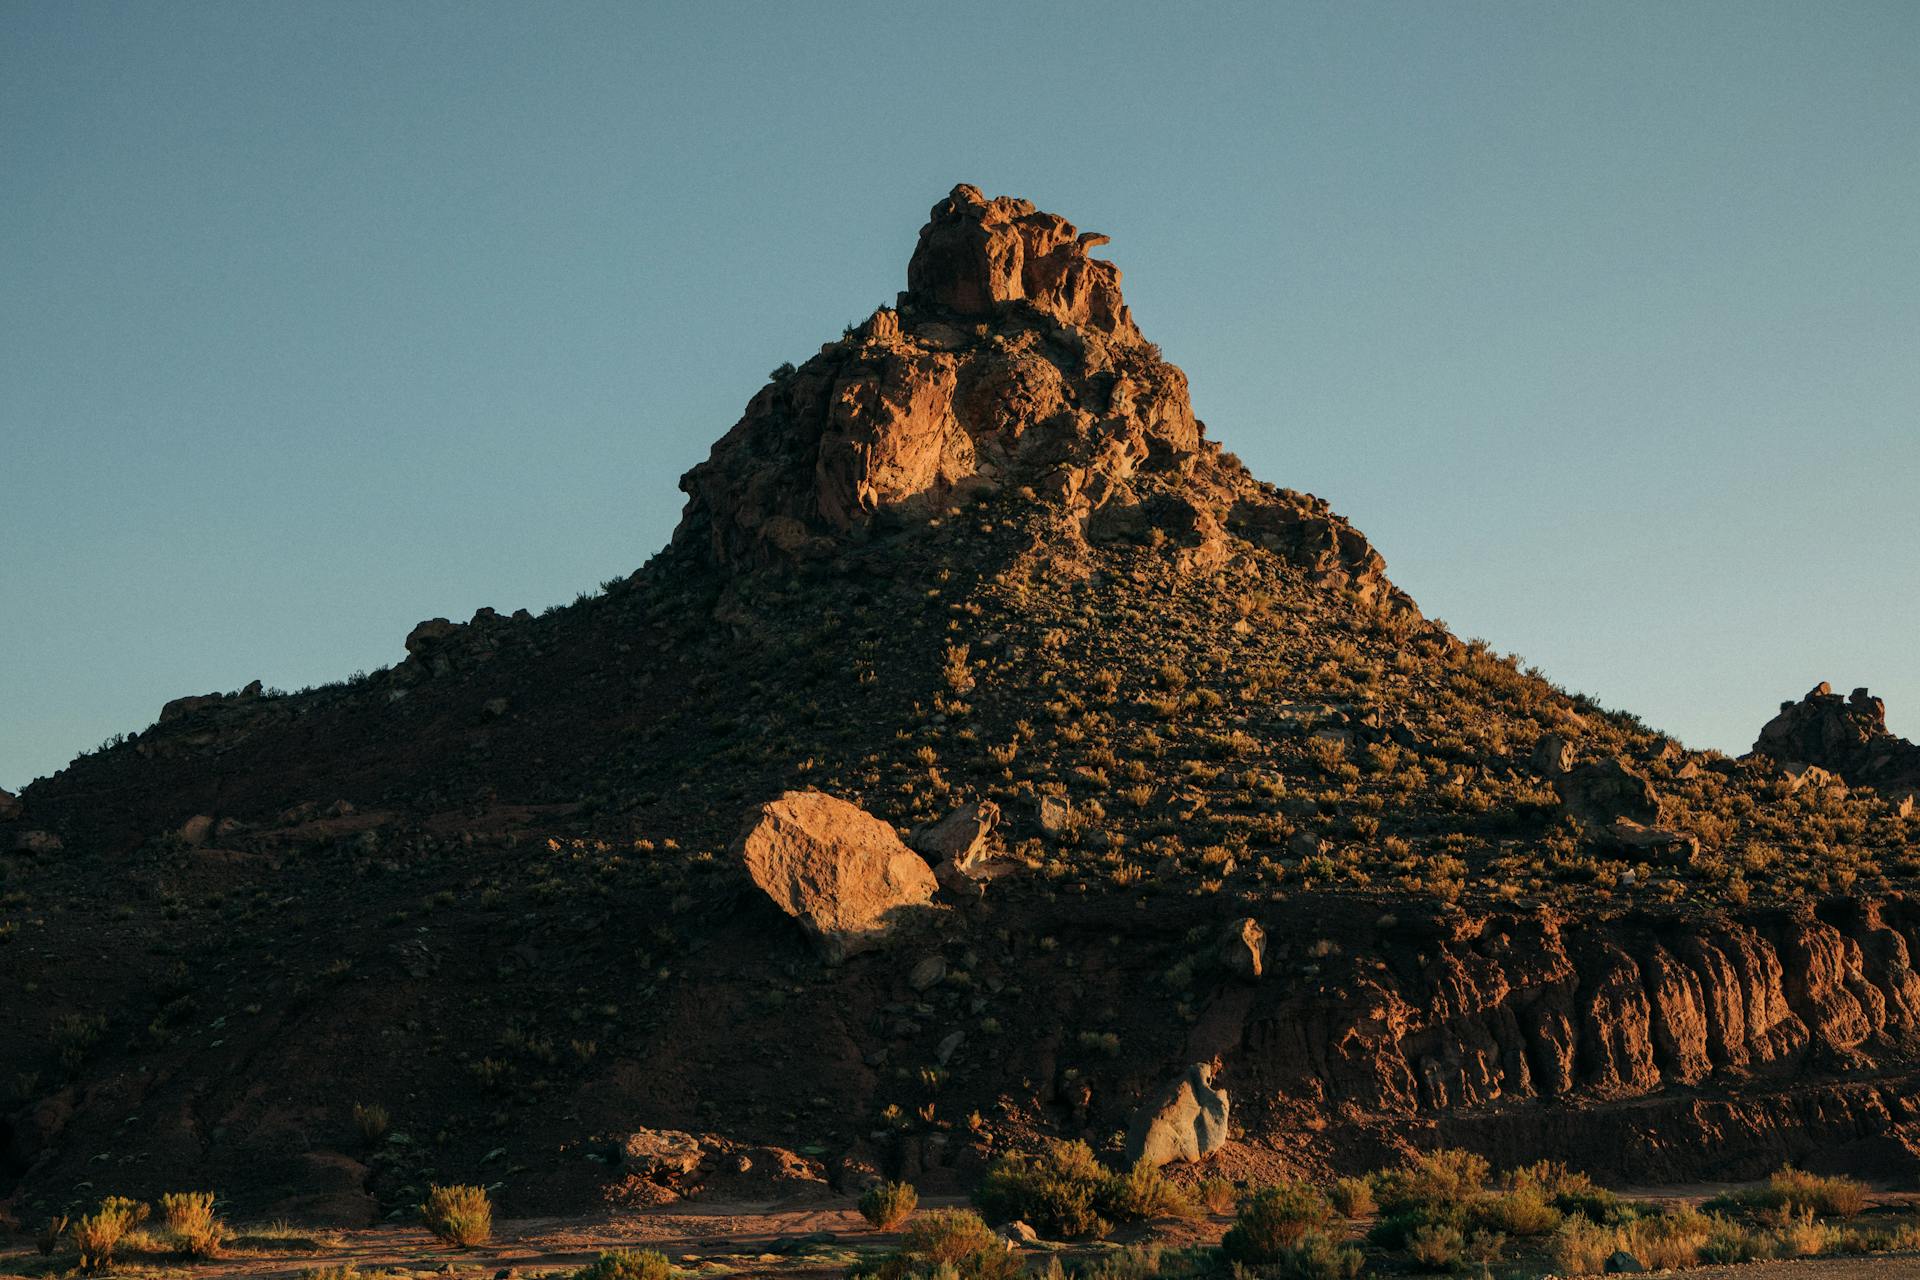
[1556,758,1662,829]
[733,790,938,960]
[1219,918,1266,979]
[1530,733,1574,777]
[1604,1250,1645,1273]
[1123,1063,1229,1168]
[622,1127,707,1181]
[1036,795,1072,838]
[0,787,19,822]
[177,814,214,847]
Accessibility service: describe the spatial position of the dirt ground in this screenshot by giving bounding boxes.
[6,1190,1920,1278]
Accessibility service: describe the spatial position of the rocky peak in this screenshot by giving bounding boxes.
[671,186,1412,614]
[904,184,1140,343]
[1751,681,1920,795]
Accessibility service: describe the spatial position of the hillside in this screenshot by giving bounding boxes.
[4,186,1920,1230]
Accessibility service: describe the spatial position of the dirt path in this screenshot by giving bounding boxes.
[1662,1257,1920,1279]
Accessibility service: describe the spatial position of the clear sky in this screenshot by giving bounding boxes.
[4,2,1917,793]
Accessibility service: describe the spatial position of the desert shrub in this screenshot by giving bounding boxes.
[1099,1157,1198,1221]
[1770,1206,1831,1257]
[1263,1233,1365,1280]
[976,1140,1110,1238]
[1470,1186,1561,1236]
[1549,1216,1614,1276]
[860,1209,1023,1280]
[860,1181,919,1230]
[1406,1223,1463,1271]
[1053,1243,1214,1280]
[1196,1176,1238,1215]
[352,1101,390,1147]
[1503,1159,1617,1220]
[1374,1148,1489,1215]
[1700,1213,1769,1265]
[1220,1181,1336,1263]
[69,1199,143,1273]
[575,1248,673,1280]
[161,1190,228,1257]
[975,1141,1190,1238]
[1762,1166,1868,1219]
[1368,1199,1467,1251]
[1327,1175,1374,1218]
[420,1183,491,1247]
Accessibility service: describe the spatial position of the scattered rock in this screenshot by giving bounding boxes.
[1288,829,1322,858]
[936,1030,965,1065]
[912,800,1000,872]
[1123,1063,1230,1167]
[1219,917,1266,978]
[908,955,947,992]
[1036,795,1072,838]
[177,814,215,847]
[1556,758,1662,829]
[733,790,938,961]
[1001,1220,1038,1244]
[1604,1250,1644,1273]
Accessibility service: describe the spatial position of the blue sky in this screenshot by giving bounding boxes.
[4,2,1916,792]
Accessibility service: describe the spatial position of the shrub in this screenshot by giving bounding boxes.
[1375,1148,1489,1214]
[1368,1199,1468,1251]
[1197,1176,1238,1215]
[861,1209,1023,1280]
[976,1140,1143,1238]
[575,1248,673,1280]
[1549,1215,1615,1275]
[1220,1182,1336,1263]
[1406,1222,1464,1271]
[420,1183,492,1247]
[69,1199,142,1273]
[1327,1176,1374,1218]
[860,1181,919,1231]
[1768,1166,1868,1219]
[36,1214,68,1256]
[161,1190,228,1258]
[352,1102,390,1147]
[1471,1186,1561,1236]
[1263,1232,1365,1280]
[1772,1206,1831,1257]
[1099,1157,1198,1221]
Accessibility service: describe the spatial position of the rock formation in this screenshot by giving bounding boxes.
[1753,682,1920,800]
[732,790,938,960]
[674,184,1413,613]
[1124,1063,1230,1167]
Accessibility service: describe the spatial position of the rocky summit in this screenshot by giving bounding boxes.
[4,187,1920,1233]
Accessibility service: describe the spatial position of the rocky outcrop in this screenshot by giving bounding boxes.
[907,184,1139,342]
[0,788,20,823]
[1753,683,1920,799]
[1124,1063,1230,1167]
[1231,898,1920,1125]
[732,790,938,961]
[671,185,1412,615]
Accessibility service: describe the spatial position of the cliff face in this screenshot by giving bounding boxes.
[1231,898,1920,1118]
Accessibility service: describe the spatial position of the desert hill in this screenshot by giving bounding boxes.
[3,186,1920,1227]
